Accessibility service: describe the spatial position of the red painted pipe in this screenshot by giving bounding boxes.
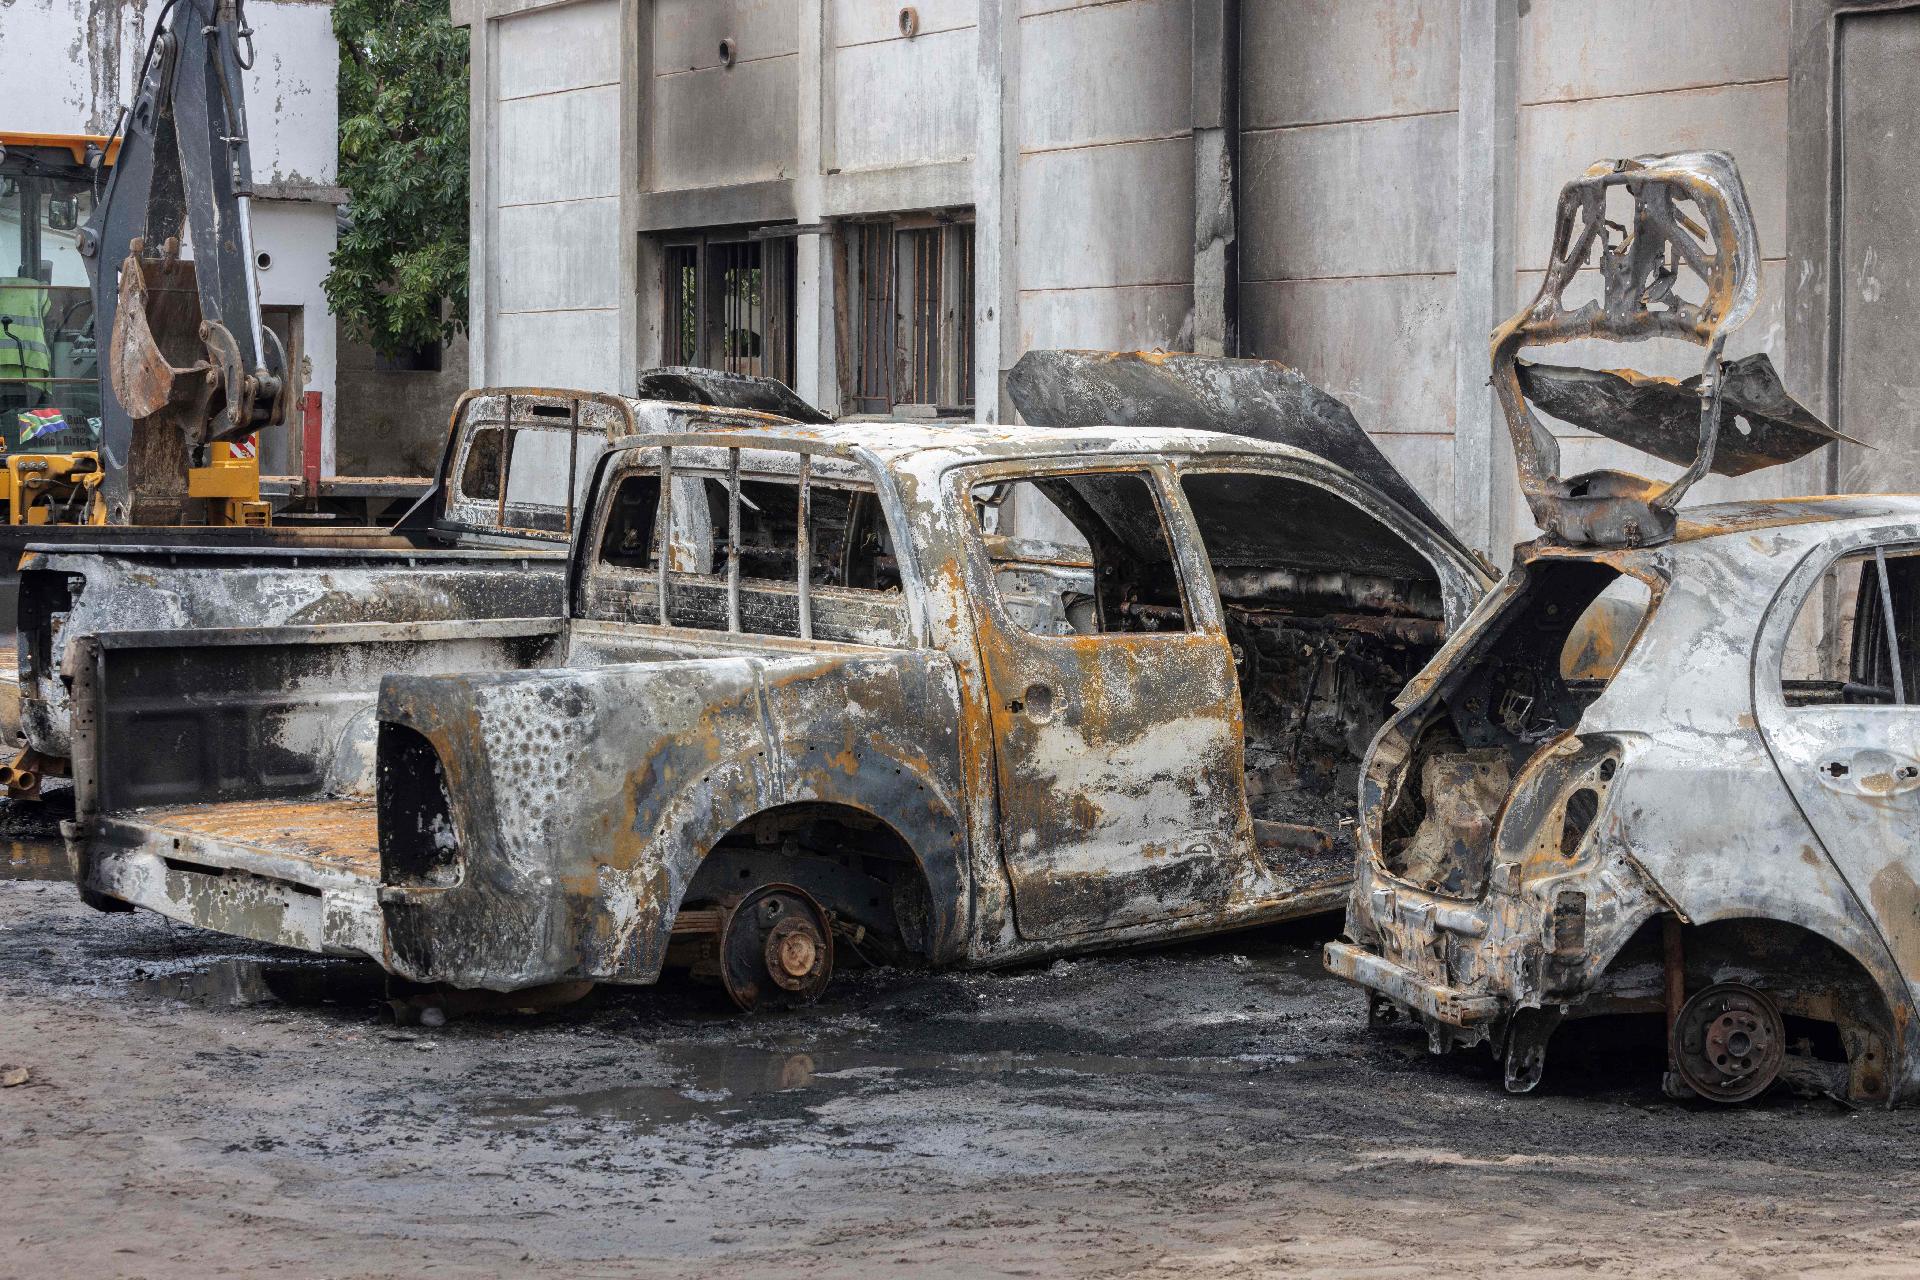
[301,390,323,500]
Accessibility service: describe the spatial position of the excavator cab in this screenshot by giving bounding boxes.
[0,135,110,524]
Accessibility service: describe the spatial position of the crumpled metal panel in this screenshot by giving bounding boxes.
[1490,150,1841,548]
[1331,499,1920,1104]
[1517,353,1858,478]
[1006,349,1476,565]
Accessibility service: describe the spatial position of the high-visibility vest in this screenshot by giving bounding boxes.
[0,279,52,380]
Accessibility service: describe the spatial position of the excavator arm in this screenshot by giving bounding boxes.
[79,0,287,524]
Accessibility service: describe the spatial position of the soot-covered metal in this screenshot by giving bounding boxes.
[1329,152,1920,1109]
[57,358,1488,1011]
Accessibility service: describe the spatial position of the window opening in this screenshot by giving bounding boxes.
[663,244,699,365]
[658,232,795,384]
[970,472,1186,636]
[594,451,904,642]
[844,214,974,414]
[1,155,101,453]
[1783,545,1920,706]
[852,221,895,414]
[452,396,596,533]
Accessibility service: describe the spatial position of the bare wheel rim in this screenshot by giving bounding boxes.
[1671,981,1786,1103]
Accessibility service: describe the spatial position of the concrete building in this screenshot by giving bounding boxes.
[455,0,1916,557]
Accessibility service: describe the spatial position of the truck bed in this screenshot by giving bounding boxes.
[117,798,380,881]
[87,798,386,962]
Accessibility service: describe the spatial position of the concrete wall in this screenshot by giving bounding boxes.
[1231,0,1803,549]
[831,1,975,175]
[479,0,624,389]
[1017,0,1194,354]
[456,0,1871,559]
[1239,0,1461,521]
[1507,0,1793,530]
[335,332,473,476]
[649,0,798,189]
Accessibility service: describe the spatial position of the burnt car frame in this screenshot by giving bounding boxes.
[1326,151,1913,1105]
[63,374,1488,1009]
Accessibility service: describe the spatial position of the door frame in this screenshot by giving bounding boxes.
[947,453,1254,940]
[1754,520,1920,1011]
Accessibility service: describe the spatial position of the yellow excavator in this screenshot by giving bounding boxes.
[0,130,267,529]
[0,0,325,793]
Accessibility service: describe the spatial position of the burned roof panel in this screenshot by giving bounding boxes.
[634,367,831,424]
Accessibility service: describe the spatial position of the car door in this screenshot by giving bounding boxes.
[1760,538,1920,971]
[960,460,1255,941]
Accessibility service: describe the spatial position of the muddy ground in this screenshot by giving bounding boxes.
[5,825,1920,1279]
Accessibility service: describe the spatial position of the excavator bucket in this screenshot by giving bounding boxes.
[80,0,286,522]
[102,252,203,523]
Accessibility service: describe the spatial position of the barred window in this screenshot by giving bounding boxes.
[842,213,974,415]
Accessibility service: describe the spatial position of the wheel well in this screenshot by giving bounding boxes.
[682,803,936,962]
[1594,914,1899,1102]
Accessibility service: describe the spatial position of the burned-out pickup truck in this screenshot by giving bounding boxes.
[8,383,810,798]
[62,352,1489,1009]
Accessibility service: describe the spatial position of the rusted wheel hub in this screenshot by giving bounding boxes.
[719,883,834,1013]
[1671,982,1785,1103]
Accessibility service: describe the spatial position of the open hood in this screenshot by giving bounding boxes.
[1006,348,1477,566]
[634,367,831,424]
[1491,150,1852,548]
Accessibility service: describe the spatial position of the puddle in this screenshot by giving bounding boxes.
[130,957,393,1009]
[475,1040,1268,1131]
[0,838,68,882]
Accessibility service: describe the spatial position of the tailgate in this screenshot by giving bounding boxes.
[66,615,563,962]
[68,616,562,813]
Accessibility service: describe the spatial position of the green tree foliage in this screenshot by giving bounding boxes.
[325,0,469,356]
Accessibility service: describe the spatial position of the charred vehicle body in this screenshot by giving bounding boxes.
[60,352,1488,1009]
[1325,152,1918,1105]
[9,383,806,798]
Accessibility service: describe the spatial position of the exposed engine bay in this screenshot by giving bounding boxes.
[1224,576,1442,855]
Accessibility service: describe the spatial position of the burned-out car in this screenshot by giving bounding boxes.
[1325,152,1916,1104]
[61,352,1488,1009]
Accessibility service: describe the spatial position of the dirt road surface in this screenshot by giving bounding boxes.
[6,827,1920,1278]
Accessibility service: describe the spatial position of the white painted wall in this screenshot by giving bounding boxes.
[244,0,341,474]
[246,0,341,189]
[1,0,148,134]
[251,201,340,473]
